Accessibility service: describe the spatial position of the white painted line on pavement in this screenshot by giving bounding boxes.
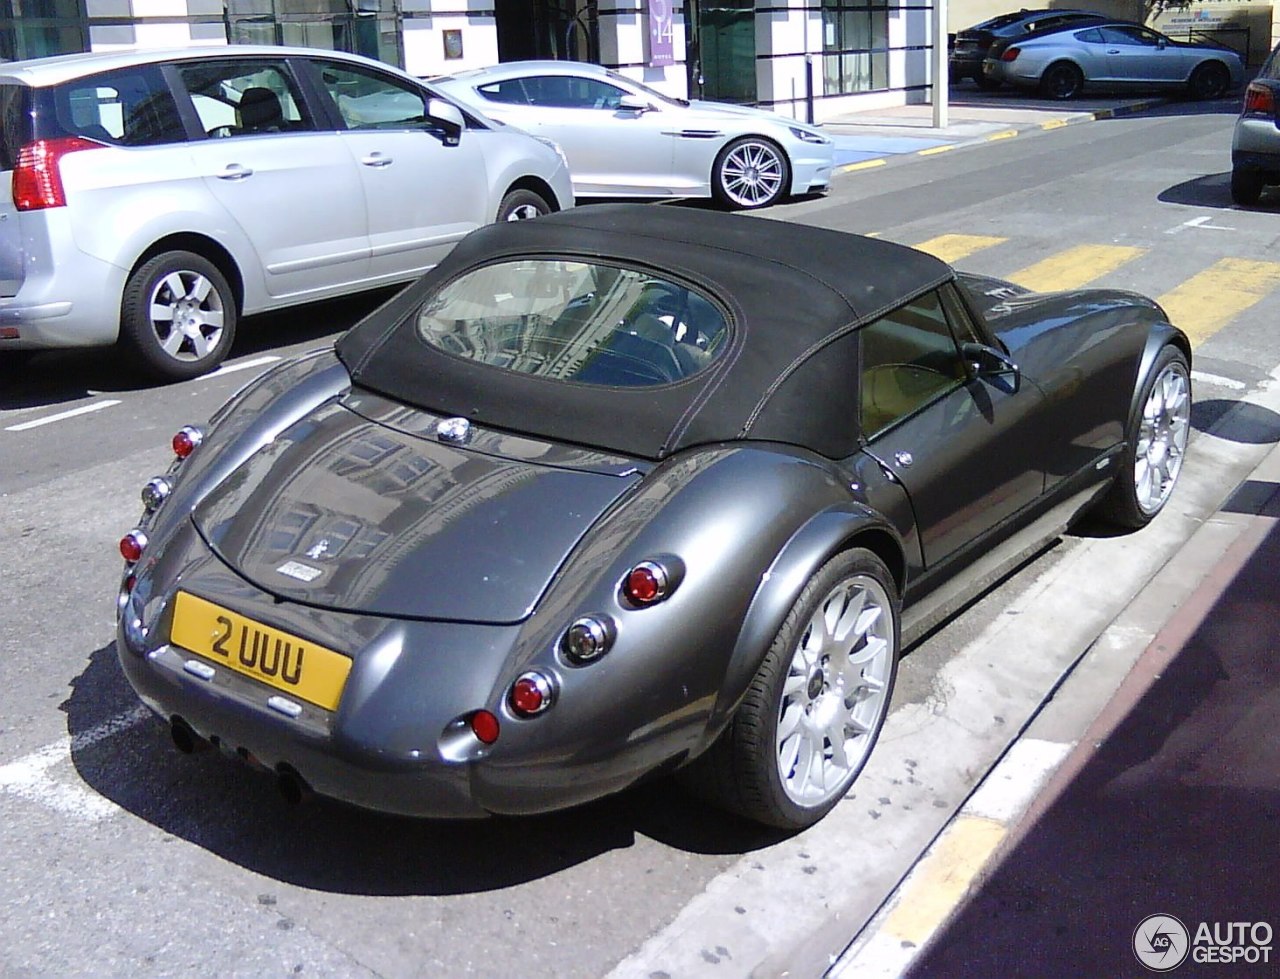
[828,738,1073,978]
[209,354,281,378]
[1191,370,1246,391]
[0,705,150,822]
[1166,215,1236,235]
[4,399,122,432]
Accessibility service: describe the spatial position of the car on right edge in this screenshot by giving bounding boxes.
[1231,39,1280,206]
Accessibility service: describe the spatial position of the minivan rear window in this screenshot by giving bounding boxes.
[0,84,30,171]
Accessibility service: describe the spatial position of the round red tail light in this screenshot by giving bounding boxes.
[509,672,554,717]
[624,561,669,605]
[469,710,500,745]
[119,529,148,563]
[1001,46,1020,62]
[172,426,204,459]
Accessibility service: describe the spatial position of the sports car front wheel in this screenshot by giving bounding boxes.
[1097,344,1191,528]
[685,548,899,830]
[711,137,791,210]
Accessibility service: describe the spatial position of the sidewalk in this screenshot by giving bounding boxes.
[821,88,1166,171]
[832,436,1280,977]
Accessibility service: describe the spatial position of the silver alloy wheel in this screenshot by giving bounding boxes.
[1134,360,1190,515]
[718,139,786,208]
[776,572,894,806]
[505,202,543,221]
[148,269,226,363]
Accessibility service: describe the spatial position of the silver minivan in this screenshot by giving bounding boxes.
[0,46,574,379]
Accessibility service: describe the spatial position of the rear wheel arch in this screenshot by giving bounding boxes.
[130,233,245,315]
[701,509,907,740]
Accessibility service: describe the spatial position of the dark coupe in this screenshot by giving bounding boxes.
[115,206,1191,830]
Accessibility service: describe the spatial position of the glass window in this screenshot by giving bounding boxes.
[522,75,628,110]
[476,78,532,105]
[416,260,729,388]
[174,60,307,138]
[1075,28,1104,44]
[312,61,429,131]
[860,291,968,438]
[55,66,185,146]
[822,0,890,95]
[0,0,87,61]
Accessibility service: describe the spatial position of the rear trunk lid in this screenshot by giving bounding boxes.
[192,395,645,624]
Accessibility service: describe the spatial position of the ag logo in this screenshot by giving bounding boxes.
[1134,914,1190,972]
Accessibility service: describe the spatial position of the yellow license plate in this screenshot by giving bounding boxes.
[170,592,351,711]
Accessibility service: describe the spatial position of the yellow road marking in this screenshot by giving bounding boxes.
[840,158,886,173]
[1010,244,1146,292]
[986,129,1018,141]
[882,816,1007,946]
[913,234,1006,263]
[919,144,955,156]
[1041,119,1069,131]
[1157,257,1280,348]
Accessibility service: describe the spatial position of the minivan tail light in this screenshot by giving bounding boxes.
[12,137,105,211]
[1243,82,1275,117]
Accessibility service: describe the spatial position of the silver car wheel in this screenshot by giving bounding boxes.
[505,203,542,221]
[1134,359,1190,515]
[776,572,894,807]
[716,138,788,209]
[148,269,226,363]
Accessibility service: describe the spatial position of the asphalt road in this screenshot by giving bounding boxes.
[2,94,1278,978]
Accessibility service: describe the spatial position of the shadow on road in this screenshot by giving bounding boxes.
[62,641,788,896]
[0,287,397,412]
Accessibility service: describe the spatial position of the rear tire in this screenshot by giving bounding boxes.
[1096,344,1191,529]
[680,548,899,830]
[119,250,236,381]
[1039,61,1083,100]
[1188,61,1229,101]
[496,189,552,222]
[1231,167,1265,206]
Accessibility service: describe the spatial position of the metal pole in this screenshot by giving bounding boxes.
[932,0,949,129]
[805,53,814,124]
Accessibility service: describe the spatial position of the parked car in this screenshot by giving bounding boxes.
[1230,39,1280,205]
[433,61,833,210]
[0,47,574,380]
[983,21,1244,100]
[115,204,1190,831]
[950,8,1107,88]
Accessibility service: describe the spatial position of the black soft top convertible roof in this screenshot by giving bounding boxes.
[337,204,953,460]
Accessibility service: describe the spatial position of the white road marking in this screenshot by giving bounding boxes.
[0,706,150,822]
[1166,215,1236,234]
[1191,369,1246,390]
[4,399,122,432]
[209,354,281,378]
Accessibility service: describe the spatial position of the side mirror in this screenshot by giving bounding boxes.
[617,94,652,114]
[427,98,464,146]
[962,342,1021,393]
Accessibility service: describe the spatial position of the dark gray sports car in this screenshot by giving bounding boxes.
[115,205,1191,830]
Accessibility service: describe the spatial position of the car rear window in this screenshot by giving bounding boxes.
[0,83,30,171]
[415,259,728,387]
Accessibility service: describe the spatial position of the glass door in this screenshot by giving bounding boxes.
[685,0,756,104]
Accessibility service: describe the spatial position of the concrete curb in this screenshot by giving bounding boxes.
[833,97,1167,176]
[829,419,1280,977]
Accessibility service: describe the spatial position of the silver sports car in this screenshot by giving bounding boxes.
[984,21,1244,100]
[434,61,834,209]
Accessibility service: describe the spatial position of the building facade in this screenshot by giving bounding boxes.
[2,1,954,122]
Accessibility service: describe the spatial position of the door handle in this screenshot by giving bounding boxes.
[361,153,393,168]
[216,164,253,180]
